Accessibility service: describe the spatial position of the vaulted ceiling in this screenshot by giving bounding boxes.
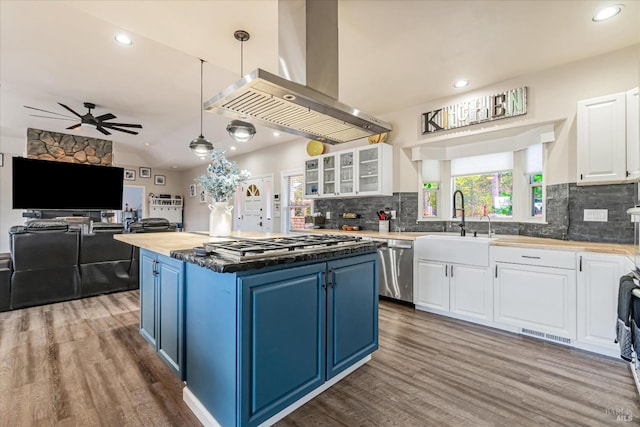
[1,0,638,170]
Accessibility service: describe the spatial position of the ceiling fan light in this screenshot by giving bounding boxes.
[227,120,256,143]
[190,135,214,157]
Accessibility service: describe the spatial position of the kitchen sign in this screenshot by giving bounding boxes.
[421,86,527,134]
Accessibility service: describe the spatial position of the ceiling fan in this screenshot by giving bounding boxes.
[24,102,143,136]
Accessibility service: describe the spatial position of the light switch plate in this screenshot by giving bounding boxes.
[325,211,331,219]
[584,209,608,222]
[390,210,397,219]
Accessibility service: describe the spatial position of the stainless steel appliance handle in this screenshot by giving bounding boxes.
[388,244,413,249]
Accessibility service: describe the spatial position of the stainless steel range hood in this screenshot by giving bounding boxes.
[203,0,392,144]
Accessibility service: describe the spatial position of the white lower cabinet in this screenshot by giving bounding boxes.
[415,260,492,322]
[575,252,626,357]
[415,243,628,358]
[450,264,492,321]
[494,262,576,340]
[415,260,449,311]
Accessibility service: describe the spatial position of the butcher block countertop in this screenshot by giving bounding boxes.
[291,228,635,256]
[114,230,289,257]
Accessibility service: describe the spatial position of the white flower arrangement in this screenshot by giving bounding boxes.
[196,150,251,202]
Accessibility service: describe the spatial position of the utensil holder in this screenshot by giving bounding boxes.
[379,220,390,233]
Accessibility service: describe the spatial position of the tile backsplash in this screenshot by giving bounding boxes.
[313,182,636,243]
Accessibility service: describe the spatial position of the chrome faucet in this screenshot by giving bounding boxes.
[452,190,466,236]
[480,214,492,237]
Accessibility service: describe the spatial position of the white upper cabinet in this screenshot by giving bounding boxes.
[304,143,393,198]
[626,87,640,180]
[576,92,626,184]
[576,88,640,185]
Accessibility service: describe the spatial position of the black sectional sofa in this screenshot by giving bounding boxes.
[0,217,178,312]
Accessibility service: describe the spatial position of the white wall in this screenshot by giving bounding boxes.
[384,44,639,186]
[0,136,28,253]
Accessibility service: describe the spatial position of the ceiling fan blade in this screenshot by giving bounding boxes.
[95,113,116,121]
[57,102,83,118]
[101,122,143,128]
[95,126,111,136]
[66,123,82,130]
[29,114,76,121]
[24,105,75,118]
[105,126,139,135]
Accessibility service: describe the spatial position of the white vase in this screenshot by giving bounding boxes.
[208,201,234,237]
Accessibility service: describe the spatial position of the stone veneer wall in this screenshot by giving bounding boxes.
[314,182,637,243]
[27,128,113,165]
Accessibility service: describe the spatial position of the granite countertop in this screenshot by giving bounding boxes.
[291,228,634,256]
[171,242,377,273]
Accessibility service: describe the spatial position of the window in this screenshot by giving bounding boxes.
[530,173,543,217]
[453,172,513,218]
[419,148,545,222]
[451,152,513,219]
[421,160,440,218]
[285,174,311,231]
[525,144,543,218]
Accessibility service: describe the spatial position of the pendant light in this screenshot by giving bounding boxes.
[226,30,256,143]
[189,58,214,157]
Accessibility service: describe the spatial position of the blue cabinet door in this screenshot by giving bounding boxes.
[139,249,157,347]
[157,254,185,380]
[238,263,326,427]
[326,253,378,379]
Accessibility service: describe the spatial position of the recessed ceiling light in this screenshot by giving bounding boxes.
[592,5,623,22]
[114,33,133,46]
[230,146,237,151]
[453,79,469,88]
[144,142,150,146]
[273,131,280,137]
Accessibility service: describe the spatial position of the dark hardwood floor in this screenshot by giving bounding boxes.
[0,291,637,426]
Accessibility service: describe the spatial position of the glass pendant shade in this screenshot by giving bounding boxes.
[226,120,256,143]
[190,134,214,157]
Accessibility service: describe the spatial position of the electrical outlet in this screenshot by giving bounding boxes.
[583,209,608,222]
[325,211,331,219]
[390,210,396,219]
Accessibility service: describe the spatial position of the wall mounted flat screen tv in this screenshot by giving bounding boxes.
[12,157,124,210]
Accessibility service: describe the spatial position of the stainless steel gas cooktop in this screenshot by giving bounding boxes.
[193,234,366,262]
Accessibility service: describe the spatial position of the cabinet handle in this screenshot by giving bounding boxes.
[328,269,335,288]
[495,265,498,278]
[579,255,582,272]
[322,273,327,290]
[580,173,583,180]
[521,255,541,259]
[445,264,448,277]
[450,264,454,277]
[627,171,631,178]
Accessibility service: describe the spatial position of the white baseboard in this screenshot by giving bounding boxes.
[183,387,222,427]
[183,355,372,427]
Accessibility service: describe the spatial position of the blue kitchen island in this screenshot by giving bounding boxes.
[116,232,378,427]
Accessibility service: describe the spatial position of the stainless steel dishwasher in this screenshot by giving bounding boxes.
[375,239,414,305]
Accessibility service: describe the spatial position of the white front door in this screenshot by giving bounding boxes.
[238,176,273,232]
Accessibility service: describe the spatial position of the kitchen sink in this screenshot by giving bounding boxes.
[414,234,495,267]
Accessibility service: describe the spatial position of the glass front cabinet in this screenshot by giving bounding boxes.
[304,158,320,197]
[303,143,393,199]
